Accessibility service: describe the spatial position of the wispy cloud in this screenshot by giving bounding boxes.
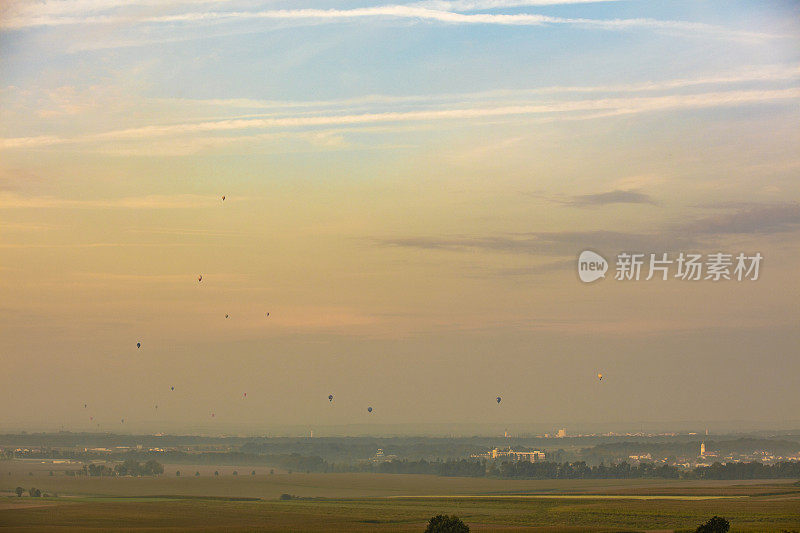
[0,192,221,209]
[380,230,700,256]
[377,203,800,258]
[418,0,620,10]
[0,2,781,42]
[567,189,656,207]
[162,64,800,110]
[681,203,800,235]
[2,88,797,150]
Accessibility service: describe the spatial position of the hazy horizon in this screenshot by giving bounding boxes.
[1,0,799,435]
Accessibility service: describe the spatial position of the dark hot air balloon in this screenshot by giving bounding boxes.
[367,406,373,413]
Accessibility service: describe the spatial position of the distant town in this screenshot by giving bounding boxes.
[3,429,799,480]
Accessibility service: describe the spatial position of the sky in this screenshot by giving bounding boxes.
[0,0,799,435]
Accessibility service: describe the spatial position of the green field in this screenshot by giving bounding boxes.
[1,464,799,531]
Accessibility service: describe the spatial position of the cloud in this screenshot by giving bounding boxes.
[377,203,800,258]
[681,203,800,235]
[567,189,656,206]
[418,0,620,10]
[0,2,781,42]
[0,192,221,209]
[158,64,800,111]
[2,88,798,150]
[380,230,700,256]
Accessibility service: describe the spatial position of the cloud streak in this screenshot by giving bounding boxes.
[682,203,800,235]
[566,189,656,207]
[0,192,221,209]
[377,203,800,259]
[0,2,780,41]
[2,88,797,150]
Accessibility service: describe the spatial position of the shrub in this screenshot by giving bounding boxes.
[425,514,469,533]
[695,516,730,533]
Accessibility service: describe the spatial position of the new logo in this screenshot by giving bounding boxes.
[578,250,608,283]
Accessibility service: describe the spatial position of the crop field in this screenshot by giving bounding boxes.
[1,463,798,531]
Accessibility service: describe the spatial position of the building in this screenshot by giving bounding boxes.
[700,442,706,457]
[490,447,546,463]
[371,448,397,463]
[556,428,567,438]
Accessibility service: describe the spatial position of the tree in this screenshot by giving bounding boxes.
[143,460,164,476]
[195,471,200,477]
[15,486,24,497]
[176,470,181,477]
[696,516,730,533]
[424,514,469,533]
[28,487,41,497]
[214,471,219,476]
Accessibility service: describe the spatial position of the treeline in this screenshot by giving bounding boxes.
[581,438,800,464]
[332,459,487,477]
[694,461,800,480]
[496,460,679,479]
[68,460,165,477]
[495,460,800,480]
[330,459,800,480]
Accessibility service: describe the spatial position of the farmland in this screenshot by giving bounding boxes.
[1,462,798,531]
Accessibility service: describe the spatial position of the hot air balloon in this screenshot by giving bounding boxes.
[211,412,215,418]
[243,392,247,399]
[225,314,229,319]
[597,373,603,381]
[367,406,373,413]
[170,386,175,391]
[496,396,502,404]
[198,275,203,282]
[89,416,94,421]
[222,195,226,201]
[328,394,333,403]
[121,419,124,424]
[84,403,87,409]
[136,342,141,349]
[266,312,270,317]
